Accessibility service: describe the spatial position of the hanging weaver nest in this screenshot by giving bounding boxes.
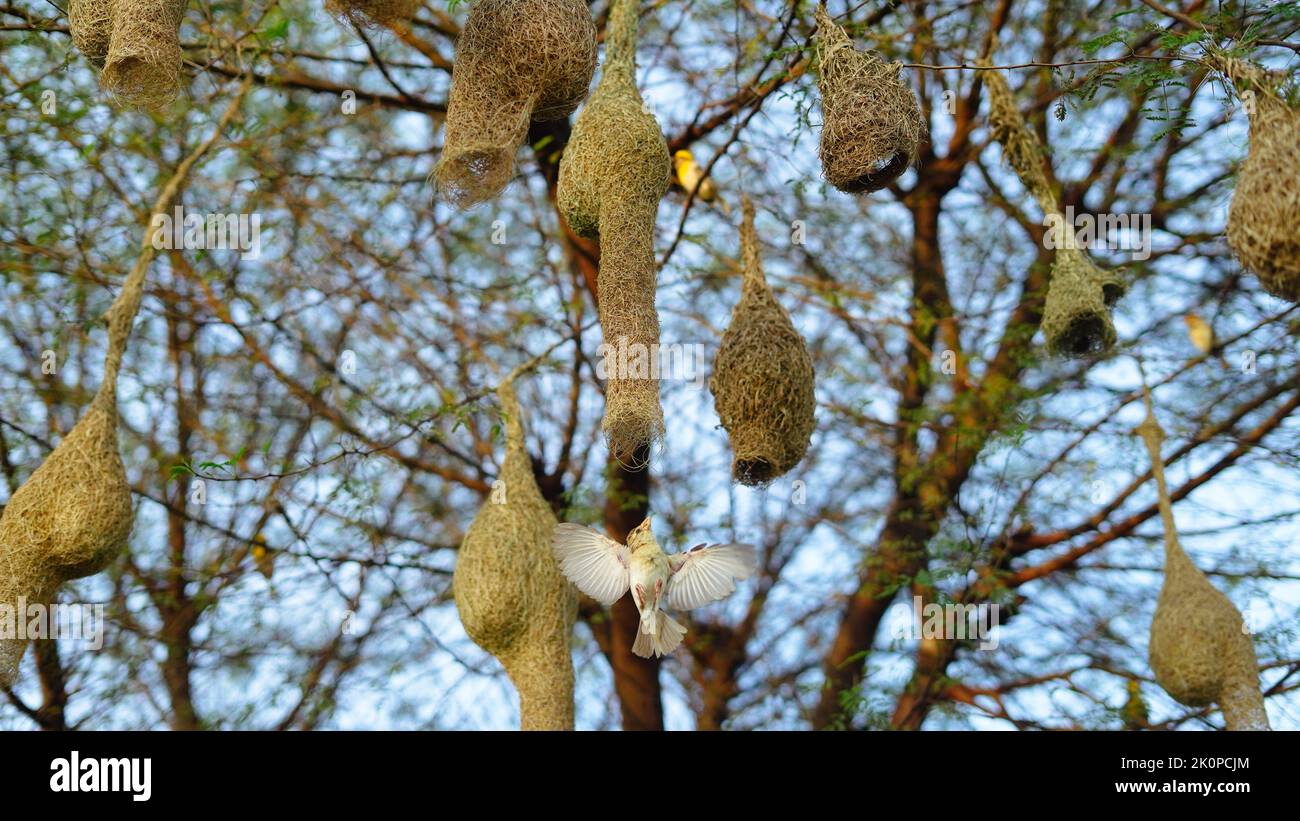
[1213,55,1300,303]
[452,378,578,730]
[0,263,142,686]
[1040,247,1124,357]
[1138,392,1269,731]
[982,59,1125,356]
[813,4,923,194]
[326,0,422,29]
[68,0,116,70]
[557,0,669,465]
[101,0,187,109]
[434,0,597,209]
[709,198,816,486]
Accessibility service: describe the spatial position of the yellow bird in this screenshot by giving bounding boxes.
[1183,312,1228,368]
[252,534,274,580]
[673,149,730,214]
[1121,679,1149,730]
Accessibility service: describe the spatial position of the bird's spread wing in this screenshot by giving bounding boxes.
[665,543,757,611]
[552,523,631,606]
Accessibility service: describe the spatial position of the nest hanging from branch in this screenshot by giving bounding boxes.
[101,0,188,109]
[452,378,578,730]
[1214,55,1300,303]
[1138,390,1270,731]
[326,0,422,29]
[0,252,144,686]
[982,59,1125,356]
[710,198,816,486]
[435,0,597,209]
[813,4,923,194]
[557,0,669,465]
[68,0,117,69]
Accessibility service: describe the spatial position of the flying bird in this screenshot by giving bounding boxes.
[552,517,756,658]
[673,149,731,214]
[1183,312,1229,368]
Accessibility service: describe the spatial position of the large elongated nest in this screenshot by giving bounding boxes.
[813,4,923,194]
[556,0,669,465]
[0,259,142,686]
[101,0,188,109]
[1139,396,1269,731]
[452,378,578,730]
[435,0,598,209]
[1216,56,1300,303]
[710,198,816,485]
[68,0,116,70]
[982,59,1125,357]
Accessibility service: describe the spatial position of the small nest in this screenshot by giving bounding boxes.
[452,379,578,730]
[435,0,597,209]
[557,0,669,464]
[1217,57,1300,303]
[813,5,922,194]
[326,0,422,29]
[1040,246,1125,357]
[68,0,117,70]
[982,60,1124,357]
[1139,399,1269,730]
[101,0,187,109]
[709,198,816,486]
[0,274,142,686]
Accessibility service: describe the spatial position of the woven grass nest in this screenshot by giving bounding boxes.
[0,267,142,686]
[435,0,598,209]
[710,198,816,486]
[813,4,923,194]
[452,379,578,730]
[68,0,115,69]
[103,0,188,109]
[557,0,670,465]
[1215,56,1300,303]
[67,0,188,109]
[326,0,422,29]
[982,59,1126,356]
[1138,395,1269,731]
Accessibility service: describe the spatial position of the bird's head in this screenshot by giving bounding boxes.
[628,516,654,550]
[673,149,694,167]
[1182,313,1198,327]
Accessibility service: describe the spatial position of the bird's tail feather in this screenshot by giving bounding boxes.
[632,611,687,659]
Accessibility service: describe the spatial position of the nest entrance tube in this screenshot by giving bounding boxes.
[982,60,1125,356]
[1215,55,1300,303]
[813,4,923,194]
[1138,389,1270,731]
[435,0,598,209]
[452,377,578,730]
[709,198,816,486]
[556,0,670,465]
